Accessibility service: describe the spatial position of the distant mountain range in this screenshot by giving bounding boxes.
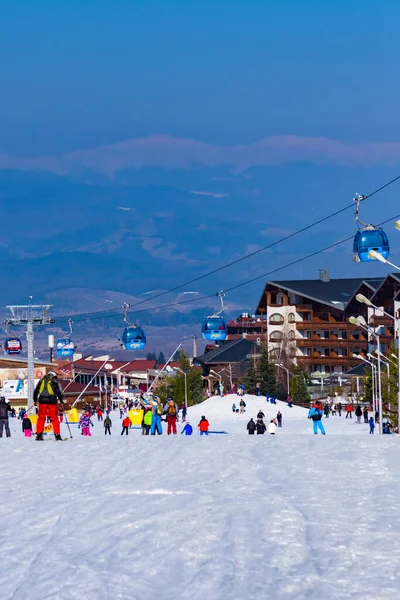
[0,138,397,353]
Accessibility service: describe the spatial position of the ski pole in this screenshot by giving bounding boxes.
[63,409,73,439]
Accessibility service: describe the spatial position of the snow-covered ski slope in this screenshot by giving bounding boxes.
[1,394,400,600]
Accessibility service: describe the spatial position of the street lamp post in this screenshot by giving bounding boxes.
[175,367,188,411]
[349,316,383,433]
[356,293,400,433]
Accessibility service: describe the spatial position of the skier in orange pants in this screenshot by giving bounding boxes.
[34,372,64,441]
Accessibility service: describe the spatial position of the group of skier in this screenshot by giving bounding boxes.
[246,410,282,435]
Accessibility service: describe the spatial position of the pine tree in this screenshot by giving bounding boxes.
[381,345,398,428]
[257,344,277,396]
[243,357,258,392]
[146,352,157,361]
[178,350,191,373]
[292,372,310,404]
[157,351,166,365]
[363,367,373,406]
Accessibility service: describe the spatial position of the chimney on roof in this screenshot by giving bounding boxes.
[319,269,330,283]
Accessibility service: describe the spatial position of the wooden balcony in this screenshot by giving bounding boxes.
[298,355,363,364]
[296,321,354,330]
[370,315,394,327]
[296,338,368,347]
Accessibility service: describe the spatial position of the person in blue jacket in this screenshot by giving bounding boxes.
[308,402,326,435]
[181,422,193,436]
[369,417,375,434]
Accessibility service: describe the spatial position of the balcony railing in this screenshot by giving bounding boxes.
[296,321,354,329]
[296,338,367,347]
[298,356,363,364]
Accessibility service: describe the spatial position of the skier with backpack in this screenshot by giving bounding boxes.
[104,415,112,435]
[308,402,326,435]
[33,371,64,441]
[164,398,179,435]
[151,400,164,435]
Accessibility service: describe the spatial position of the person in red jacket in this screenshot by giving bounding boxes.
[121,415,131,435]
[346,403,353,419]
[198,416,210,436]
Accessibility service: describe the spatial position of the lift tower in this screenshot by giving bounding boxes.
[5,302,54,406]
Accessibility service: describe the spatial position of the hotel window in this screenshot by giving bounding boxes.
[269,313,284,325]
[288,313,296,323]
[270,331,283,342]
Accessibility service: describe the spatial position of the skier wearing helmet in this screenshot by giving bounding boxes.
[34,371,64,441]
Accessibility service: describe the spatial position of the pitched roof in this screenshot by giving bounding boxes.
[195,338,257,365]
[59,381,99,395]
[259,277,384,311]
[344,363,368,376]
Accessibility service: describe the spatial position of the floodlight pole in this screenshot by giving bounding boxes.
[5,303,54,407]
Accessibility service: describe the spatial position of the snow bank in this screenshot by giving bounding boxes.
[0,395,399,599]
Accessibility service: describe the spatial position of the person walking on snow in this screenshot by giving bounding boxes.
[143,409,152,435]
[355,405,362,424]
[0,397,12,438]
[151,401,164,435]
[104,415,112,435]
[96,407,103,422]
[165,399,179,435]
[346,403,353,419]
[34,372,64,441]
[121,415,131,435]
[308,402,326,435]
[276,411,283,427]
[363,406,369,423]
[257,410,265,420]
[181,422,193,435]
[247,418,256,434]
[22,414,33,437]
[239,399,246,414]
[369,417,375,434]
[256,419,266,434]
[267,419,277,435]
[79,411,94,436]
[198,416,210,435]
[324,403,330,418]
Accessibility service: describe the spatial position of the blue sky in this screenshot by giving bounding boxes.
[0,0,399,154]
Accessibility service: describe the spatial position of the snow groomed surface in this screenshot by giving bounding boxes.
[1,394,400,600]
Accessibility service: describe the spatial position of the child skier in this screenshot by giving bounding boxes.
[79,411,94,436]
[181,422,193,436]
[143,409,152,435]
[104,415,112,435]
[22,415,33,437]
[121,415,131,436]
[369,417,375,434]
[198,416,210,435]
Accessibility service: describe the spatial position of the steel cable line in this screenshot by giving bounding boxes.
[54,173,400,323]
[66,211,400,324]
